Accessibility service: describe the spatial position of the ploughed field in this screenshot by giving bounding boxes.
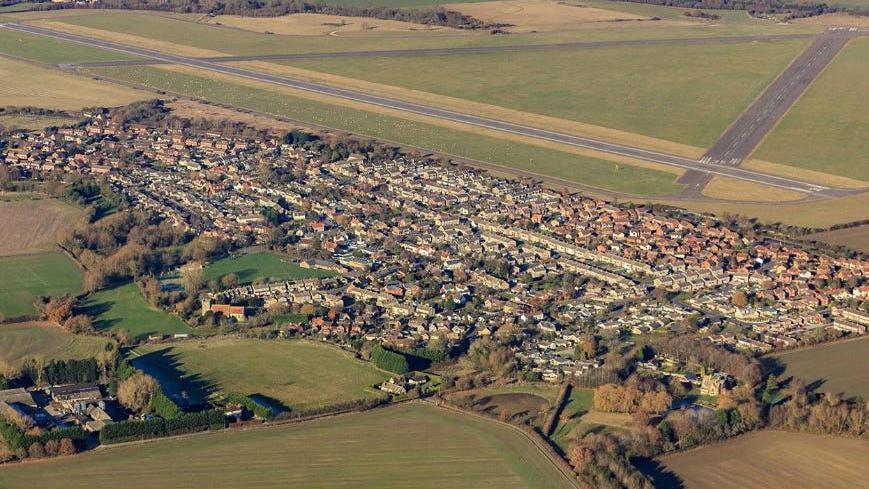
[765,336,869,398]
[0,402,576,489]
[648,431,869,489]
[130,338,390,410]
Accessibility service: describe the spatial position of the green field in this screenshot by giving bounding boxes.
[0,402,575,489]
[649,431,869,489]
[0,28,139,64]
[87,65,683,196]
[0,322,110,374]
[282,40,808,147]
[203,252,334,285]
[131,338,390,410]
[753,38,869,182]
[0,252,84,318]
[82,282,192,340]
[766,336,869,398]
[550,387,595,450]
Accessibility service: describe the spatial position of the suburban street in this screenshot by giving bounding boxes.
[1,22,859,198]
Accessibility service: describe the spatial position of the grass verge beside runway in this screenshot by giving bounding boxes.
[86,64,684,196]
[0,402,577,489]
[131,338,390,410]
[280,40,809,147]
[0,252,84,318]
[753,38,869,182]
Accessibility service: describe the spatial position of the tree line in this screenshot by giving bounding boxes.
[612,0,867,18]
[33,0,509,30]
[99,409,225,444]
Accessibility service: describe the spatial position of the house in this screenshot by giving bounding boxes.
[379,377,409,395]
[50,383,103,411]
[700,373,730,397]
[201,298,246,321]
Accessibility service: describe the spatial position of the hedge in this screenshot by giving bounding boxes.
[100,409,225,444]
[225,392,275,421]
[371,345,409,374]
[150,388,183,420]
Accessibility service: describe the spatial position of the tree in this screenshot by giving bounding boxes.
[28,442,45,458]
[182,267,204,294]
[117,373,158,412]
[63,315,94,334]
[220,272,239,289]
[731,290,749,308]
[44,295,75,324]
[59,438,77,456]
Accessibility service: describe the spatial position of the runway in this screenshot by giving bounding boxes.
[702,28,859,167]
[68,32,815,68]
[0,22,857,198]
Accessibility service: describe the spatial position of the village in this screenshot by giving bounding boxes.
[3,111,868,393]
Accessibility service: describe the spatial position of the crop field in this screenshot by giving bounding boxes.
[131,338,390,410]
[0,57,143,110]
[86,64,683,196]
[806,225,869,252]
[0,322,110,375]
[0,402,575,489]
[203,251,335,285]
[82,282,192,340]
[0,252,84,318]
[753,38,869,182]
[281,39,808,147]
[0,198,83,256]
[766,336,869,398]
[651,431,869,489]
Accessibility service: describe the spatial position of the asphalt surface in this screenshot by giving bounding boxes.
[0,22,858,198]
[69,33,815,68]
[702,28,859,167]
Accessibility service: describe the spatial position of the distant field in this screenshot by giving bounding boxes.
[0,322,109,375]
[806,225,869,252]
[766,336,869,398]
[0,57,143,110]
[204,13,457,36]
[753,38,869,182]
[0,402,576,489]
[82,282,192,340]
[0,114,77,131]
[651,431,869,489]
[281,39,808,147]
[0,2,36,13]
[0,198,83,256]
[132,338,389,410]
[0,252,84,318]
[86,64,684,196]
[203,252,335,285]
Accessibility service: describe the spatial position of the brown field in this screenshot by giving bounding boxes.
[701,176,807,202]
[203,13,457,36]
[653,431,869,489]
[443,0,680,33]
[0,198,84,256]
[476,392,552,426]
[806,225,869,252]
[767,336,869,398]
[0,57,144,110]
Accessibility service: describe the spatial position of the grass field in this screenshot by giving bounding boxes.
[203,252,335,285]
[0,322,110,375]
[650,431,869,489]
[131,338,389,410]
[0,57,144,110]
[550,387,595,450]
[0,113,78,130]
[765,336,869,398]
[0,402,575,489]
[806,225,869,252]
[281,40,808,147]
[82,282,192,340]
[0,198,83,256]
[87,64,683,195]
[753,38,869,182]
[0,28,139,64]
[0,252,84,318]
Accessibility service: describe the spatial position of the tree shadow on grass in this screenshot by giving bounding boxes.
[79,299,121,332]
[248,393,291,416]
[633,457,686,489]
[131,347,216,411]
